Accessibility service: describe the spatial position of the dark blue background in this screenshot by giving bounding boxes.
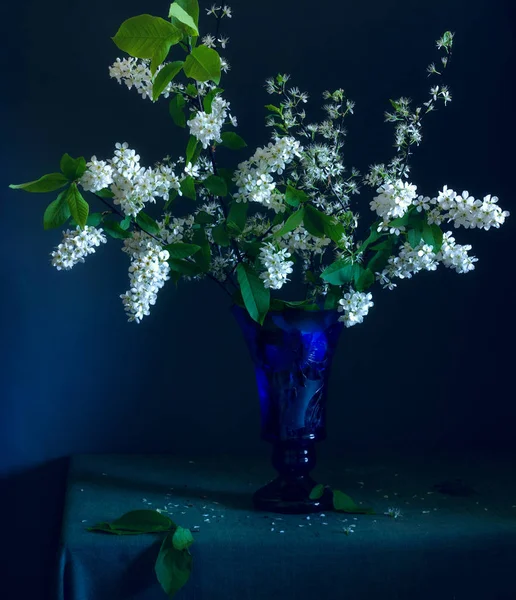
[2,0,514,598]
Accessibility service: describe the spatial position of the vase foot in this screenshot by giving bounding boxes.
[252,475,333,514]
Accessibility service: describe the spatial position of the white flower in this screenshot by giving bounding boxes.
[222,5,232,18]
[258,242,294,290]
[82,144,182,218]
[79,157,114,192]
[184,162,200,178]
[370,179,417,221]
[201,34,216,49]
[433,186,510,231]
[217,36,229,49]
[51,226,107,270]
[188,96,231,149]
[109,58,179,101]
[385,507,403,519]
[380,241,438,284]
[440,87,452,105]
[436,232,478,273]
[233,137,302,207]
[337,289,374,327]
[120,232,171,323]
[206,4,221,17]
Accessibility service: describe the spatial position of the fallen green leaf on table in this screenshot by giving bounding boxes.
[86,509,175,534]
[87,508,194,597]
[309,484,375,514]
[333,490,375,514]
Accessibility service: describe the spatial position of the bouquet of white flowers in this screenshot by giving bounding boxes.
[9,3,510,596]
[9,3,509,331]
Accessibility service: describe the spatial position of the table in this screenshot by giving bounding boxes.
[56,452,516,600]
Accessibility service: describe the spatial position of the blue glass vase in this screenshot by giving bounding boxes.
[232,304,344,514]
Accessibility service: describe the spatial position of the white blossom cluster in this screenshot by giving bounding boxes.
[258,242,294,290]
[377,234,478,290]
[188,96,236,149]
[51,225,107,271]
[120,232,171,323]
[377,241,439,289]
[79,157,114,192]
[158,214,196,245]
[370,179,418,224]
[277,224,332,255]
[233,136,302,207]
[337,290,374,327]
[438,231,478,273]
[49,230,104,271]
[109,57,181,101]
[210,251,238,282]
[79,143,182,218]
[427,186,509,231]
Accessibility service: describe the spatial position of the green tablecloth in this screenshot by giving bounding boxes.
[57,452,516,600]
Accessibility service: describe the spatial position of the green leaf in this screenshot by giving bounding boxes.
[185,136,198,165]
[87,510,174,534]
[183,45,221,84]
[220,131,247,150]
[430,224,443,252]
[217,168,235,190]
[265,104,282,115]
[180,176,196,200]
[184,83,197,97]
[172,526,194,551]
[355,268,375,292]
[203,175,227,197]
[367,249,392,274]
[164,242,201,259]
[323,286,342,310]
[236,262,270,325]
[309,484,325,500]
[389,213,411,227]
[408,228,422,248]
[321,259,361,286]
[111,510,173,533]
[357,225,383,254]
[202,87,223,114]
[64,183,89,228]
[194,210,216,225]
[168,258,203,275]
[211,223,230,247]
[164,189,179,211]
[274,207,304,237]
[303,203,344,243]
[112,15,183,75]
[86,213,103,227]
[169,94,187,127]
[102,219,133,239]
[227,201,248,233]
[43,190,71,230]
[285,185,308,207]
[240,240,261,259]
[9,172,69,193]
[168,3,198,35]
[421,222,434,247]
[155,532,193,598]
[172,0,199,27]
[283,300,319,311]
[333,490,374,515]
[136,211,160,236]
[192,227,211,271]
[120,215,132,230]
[95,188,115,199]
[60,154,87,180]
[152,61,184,101]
